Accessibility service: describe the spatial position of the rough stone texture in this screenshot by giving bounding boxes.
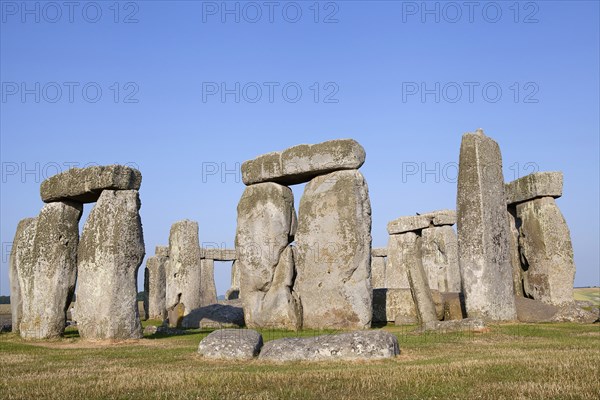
[201,248,237,261]
[516,197,575,306]
[41,165,142,203]
[401,232,438,325]
[8,218,36,333]
[456,130,517,321]
[421,226,460,292]
[146,254,168,321]
[235,183,301,330]
[165,220,202,326]
[19,202,82,339]
[371,256,387,289]
[507,208,524,297]
[422,318,487,333]
[552,303,598,323]
[373,288,416,323]
[76,190,144,339]
[442,292,466,320]
[259,331,399,362]
[371,247,387,257]
[198,329,263,360]
[387,210,457,235]
[295,170,372,330]
[225,260,241,300]
[242,139,366,186]
[387,215,430,235]
[155,245,169,257]
[505,171,563,205]
[385,234,410,289]
[200,258,218,306]
[181,302,244,329]
[515,296,558,322]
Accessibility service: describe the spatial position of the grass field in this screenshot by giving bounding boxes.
[574,287,600,306]
[1,321,599,400]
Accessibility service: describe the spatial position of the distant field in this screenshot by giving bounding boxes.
[574,287,600,306]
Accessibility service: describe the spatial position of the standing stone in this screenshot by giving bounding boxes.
[146,251,168,321]
[456,130,516,321]
[76,190,144,339]
[507,208,524,297]
[401,232,438,325]
[386,235,411,289]
[235,183,301,330]
[19,201,82,339]
[371,254,387,289]
[516,197,575,306]
[200,258,218,306]
[142,267,149,321]
[165,220,202,326]
[421,226,460,292]
[225,260,241,300]
[294,170,372,329]
[9,218,36,334]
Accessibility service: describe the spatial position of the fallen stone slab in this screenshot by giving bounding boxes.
[198,329,263,360]
[241,139,366,185]
[371,247,387,257]
[551,303,598,324]
[505,171,563,205]
[181,303,245,329]
[258,330,399,362]
[143,325,185,336]
[515,296,559,323]
[41,165,142,203]
[421,318,487,333]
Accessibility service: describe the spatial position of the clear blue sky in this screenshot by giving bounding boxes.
[1,0,598,296]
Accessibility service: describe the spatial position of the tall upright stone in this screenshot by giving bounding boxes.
[19,202,82,339]
[370,248,387,289]
[165,220,202,327]
[235,183,301,330]
[456,130,516,321]
[200,258,218,306]
[9,218,36,334]
[386,235,411,289]
[225,260,241,300]
[421,225,461,292]
[516,197,575,306]
[294,170,372,329]
[146,246,168,321]
[76,190,145,339]
[507,208,524,297]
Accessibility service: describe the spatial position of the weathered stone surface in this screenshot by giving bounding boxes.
[457,130,517,321]
[236,183,301,330]
[155,245,169,257]
[552,303,597,323]
[505,171,563,205]
[507,208,524,297]
[40,165,142,203]
[387,210,457,235]
[295,170,372,329]
[402,232,438,325]
[422,318,487,333]
[142,268,149,321]
[182,302,244,329]
[371,247,387,257]
[143,325,185,336]
[225,260,240,300]
[242,139,366,186]
[9,218,36,333]
[442,292,465,320]
[373,288,416,323]
[259,331,399,362]
[76,190,144,339]
[385,234,410,289]
[515,296,558,322]
[371,255,387,289]
[516,197,575,306]
[198,329,263,360]
[201,248,237,261]
[200,258,218,306]
[165,220,202,326]
[387,215,430,235]
[146,254,168,321]
[19,202,82,339]
[421,226,461,292]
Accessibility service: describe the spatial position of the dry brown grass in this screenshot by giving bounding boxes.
[0,323,599,399]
